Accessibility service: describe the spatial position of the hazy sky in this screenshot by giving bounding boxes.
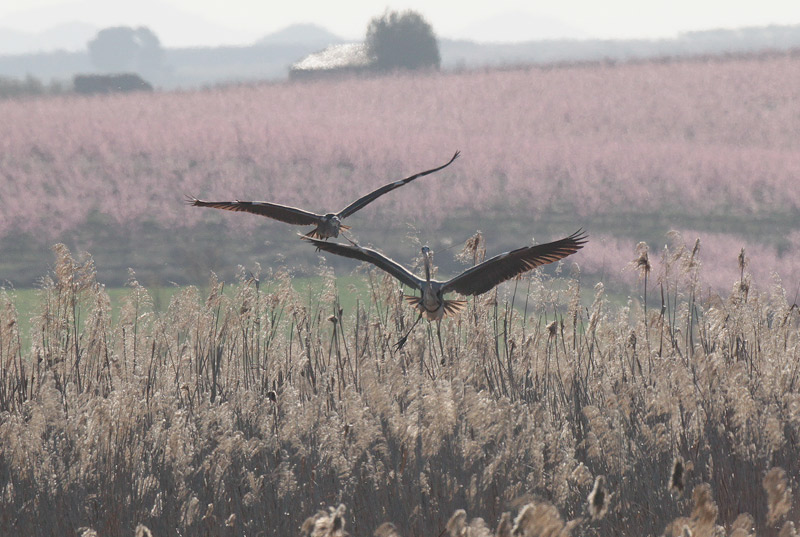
[2,0,800,47]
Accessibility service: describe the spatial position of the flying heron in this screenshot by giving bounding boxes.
[303,229,588,347]
[187,151,460,240]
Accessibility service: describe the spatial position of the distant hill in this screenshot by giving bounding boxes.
[456,10,590,42]
[255,24,344,48]
[2,22,800,89]
[439,24,800,69]
[0,21,97,55]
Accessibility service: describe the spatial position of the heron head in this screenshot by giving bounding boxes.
[421,245,432,257]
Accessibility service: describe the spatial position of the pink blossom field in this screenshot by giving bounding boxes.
[2,52,799,290]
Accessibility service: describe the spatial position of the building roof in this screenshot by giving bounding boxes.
[291,43,373,72]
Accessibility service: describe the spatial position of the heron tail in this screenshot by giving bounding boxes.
[303,223,350,239]
[403,295,422,307]
[442,299,467,316]
[403,295,466,317]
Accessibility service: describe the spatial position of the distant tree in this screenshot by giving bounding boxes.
[88,26,163,74]
[88,27,139,71]
[0,75,43,99]
[133,27,165,74]
[365,10,440,71]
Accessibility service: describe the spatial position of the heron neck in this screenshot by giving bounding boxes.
[424,255,431,282]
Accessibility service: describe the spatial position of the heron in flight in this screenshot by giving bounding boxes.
[187,151,459,240]
[303,229,587,347]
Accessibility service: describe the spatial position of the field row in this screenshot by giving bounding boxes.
[3,54,799,290]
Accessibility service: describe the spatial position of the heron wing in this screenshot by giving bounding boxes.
[187,196,322,226]
[337,151,460,219]
[302,237,423,290]
[443,230,588,296]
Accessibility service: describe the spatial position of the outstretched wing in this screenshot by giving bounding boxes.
[337,151,460,219]
[443,230,588,296]
[302,237,423,290]
[187,196,322,226]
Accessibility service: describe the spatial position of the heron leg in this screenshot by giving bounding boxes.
[395,312,423,350]
[436,320,445,364]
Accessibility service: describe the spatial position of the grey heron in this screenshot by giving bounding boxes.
[187,151,459,240]
[303,229,588,347]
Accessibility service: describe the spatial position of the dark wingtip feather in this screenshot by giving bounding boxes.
[568,228,589,245]
[559,228,589,255]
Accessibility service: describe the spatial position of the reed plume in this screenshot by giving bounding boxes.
[587,476,609,520]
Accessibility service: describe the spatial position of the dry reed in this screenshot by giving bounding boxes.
[0,236,798,536]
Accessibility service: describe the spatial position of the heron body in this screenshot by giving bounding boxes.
[187,151,459,239]
[407,282,466,321]
[421,284,445,318]
[405,247,467,320]
[315,213,348,239]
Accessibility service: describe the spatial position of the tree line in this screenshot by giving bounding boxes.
[0,8,441,98]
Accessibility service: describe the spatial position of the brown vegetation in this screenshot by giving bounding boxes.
[0,236,798,535]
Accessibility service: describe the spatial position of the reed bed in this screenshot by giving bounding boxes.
[0,236,798,536]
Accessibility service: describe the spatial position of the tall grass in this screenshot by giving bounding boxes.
[0,238,798,536]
